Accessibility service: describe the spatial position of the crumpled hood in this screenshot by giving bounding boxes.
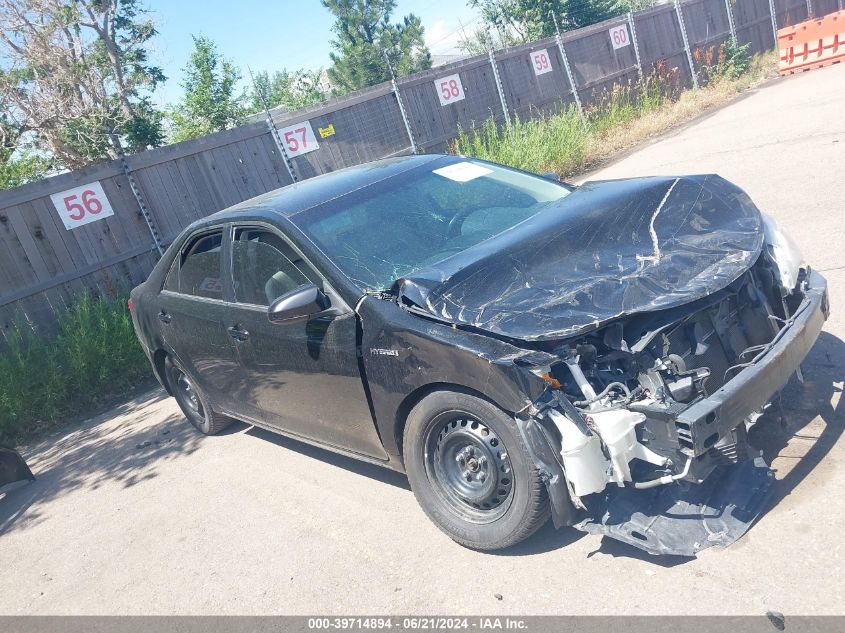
[397,175,764,341]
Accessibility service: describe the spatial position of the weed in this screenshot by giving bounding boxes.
[451,51,774,179]
[0,293,149,444]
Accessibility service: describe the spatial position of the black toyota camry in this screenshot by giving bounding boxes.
[129,154,828,555]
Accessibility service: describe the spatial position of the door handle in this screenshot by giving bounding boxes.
[158,311,172,324]
[227,326,250,341]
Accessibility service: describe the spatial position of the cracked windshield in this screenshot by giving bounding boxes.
[291,161,571,290]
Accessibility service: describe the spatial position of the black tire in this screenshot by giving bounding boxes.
[403,390,550,550]
[164,355,233,435]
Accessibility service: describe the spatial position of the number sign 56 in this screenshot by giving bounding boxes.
[277,120,319,158]
[50,181,114,230]
[435,73,465,106]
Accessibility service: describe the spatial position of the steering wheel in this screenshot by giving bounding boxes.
[446,208,475,238]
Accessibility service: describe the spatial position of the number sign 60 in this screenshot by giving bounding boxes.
[609,24,630,50]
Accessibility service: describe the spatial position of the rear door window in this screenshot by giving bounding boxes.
[164,230,225,299]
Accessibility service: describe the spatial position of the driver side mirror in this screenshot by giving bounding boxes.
[268,283,330,323]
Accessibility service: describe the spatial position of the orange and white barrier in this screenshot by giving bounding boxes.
[778,10,845,75]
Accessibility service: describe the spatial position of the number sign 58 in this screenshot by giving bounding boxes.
[50,181,114,230]
[277,120,319,158]
[435,73,465,106]
[531,49,553,76]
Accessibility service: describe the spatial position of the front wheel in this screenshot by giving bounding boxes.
[164,355,232,435]
[403,391,550,550]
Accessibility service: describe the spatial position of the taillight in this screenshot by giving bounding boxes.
[127,298,134,311]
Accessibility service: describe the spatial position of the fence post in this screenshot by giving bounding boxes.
[485,28,511,124]
[768,0,779,48]
[110,134,164,255]
[383,50,418,154]
[724,0,737,43]
[248,67,298,184]
[628,12,644,80]
[674,0,700,90]
[550,12,584,119]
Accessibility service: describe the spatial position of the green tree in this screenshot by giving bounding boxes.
[168,36,245,143]
[322,0,431,94]
[247,69,328,114]
[0,0,165,170]
[468,0,626,44]
[0,152,51,190]
[1,112,50,189]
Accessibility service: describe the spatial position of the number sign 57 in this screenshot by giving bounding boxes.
[277,120,319,158]
[50,181,114,230]
[435,73,465,106]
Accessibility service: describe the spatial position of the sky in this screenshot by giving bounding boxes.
[148,0,483,106]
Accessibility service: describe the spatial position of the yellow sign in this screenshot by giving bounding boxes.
[318,124,335,138]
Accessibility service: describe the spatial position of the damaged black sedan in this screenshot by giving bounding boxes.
[130,155,828,555]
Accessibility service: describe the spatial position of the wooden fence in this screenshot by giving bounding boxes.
[0,0,825,337]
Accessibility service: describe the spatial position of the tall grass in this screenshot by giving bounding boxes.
[452,48,772,179]
[453,71,670,177]
[0,293,149,444]
[455,105,589,176]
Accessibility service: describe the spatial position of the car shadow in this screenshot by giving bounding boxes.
[496,522,587,556]
[241,423,411,490]
[586,330,844,563]
[0,388,203,537]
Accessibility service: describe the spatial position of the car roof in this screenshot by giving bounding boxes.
[207,154,450,222]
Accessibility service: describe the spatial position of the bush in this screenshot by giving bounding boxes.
[696,40,753,83]
[0,293,150,444]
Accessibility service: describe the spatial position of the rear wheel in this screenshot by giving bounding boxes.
[403,391,550,550]
[164,355,232,435]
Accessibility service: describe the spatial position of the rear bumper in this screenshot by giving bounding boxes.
[676,269,829,458]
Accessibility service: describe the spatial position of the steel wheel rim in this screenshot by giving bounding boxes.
[173,368,203,419]
[424,412,514,523]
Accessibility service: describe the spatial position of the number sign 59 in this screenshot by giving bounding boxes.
[531,49,553,76]
[609,24,630,50]
[435,73,465,106]
[50,181,114,230]
[277,120,319,158]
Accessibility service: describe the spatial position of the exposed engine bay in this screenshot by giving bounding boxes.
[517,223,829,556]
[545,262,788,496]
